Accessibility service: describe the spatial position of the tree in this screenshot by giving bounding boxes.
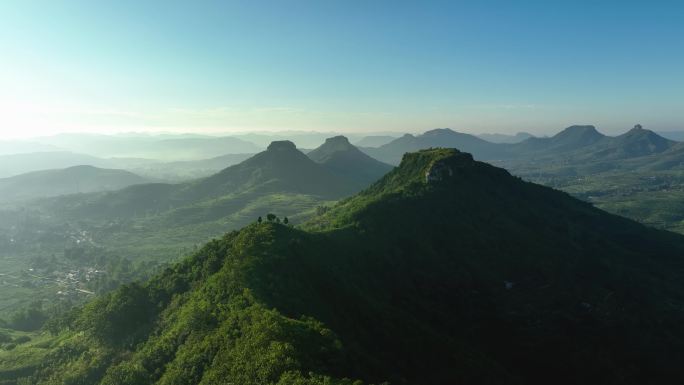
[257,216,262,224]
[8,301,48,331]
[283,217,289,225]
[267,214,276,222]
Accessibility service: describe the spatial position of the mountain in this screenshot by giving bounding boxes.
[0,165,150,203]
[353,135,398,147]
[8,148,684,384]
[504,125,678,176]
[184,140,358,202]
[307,136,393,187]
[589,124,675,160]
[477,131,534,143]
[511,125,606,154]
[0,151,113,178]
[363,128,503,164]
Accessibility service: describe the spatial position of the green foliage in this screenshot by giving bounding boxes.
[4,148,684,384]
[7,302,48,332]
[76,282,155,346]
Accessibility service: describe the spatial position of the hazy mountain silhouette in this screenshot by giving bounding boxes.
[364,128,504,164]
[307,136,393,188]
[0,165,150,202]
[0,151,113,178]
[477,131,534,143]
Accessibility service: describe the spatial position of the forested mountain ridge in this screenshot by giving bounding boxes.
[5,148,684,384]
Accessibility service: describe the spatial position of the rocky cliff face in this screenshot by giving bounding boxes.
[424,153,473,183]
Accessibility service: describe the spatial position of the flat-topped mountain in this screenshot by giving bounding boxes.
[307,136,393,187]
[12,148,684,385]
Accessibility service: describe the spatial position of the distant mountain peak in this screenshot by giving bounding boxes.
[323,135,351,144]
[556,125,600,136]
[319,135,354,151]
[546,125,605,149]
[423,128,455,136]
[622,124,665,139]
[307,136,393,187]
[307,136,355,162]
[267,140,297,151]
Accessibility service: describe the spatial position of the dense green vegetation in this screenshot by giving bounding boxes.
[4,148,684,384]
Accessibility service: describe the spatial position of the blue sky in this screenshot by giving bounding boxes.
[0,0,682,138]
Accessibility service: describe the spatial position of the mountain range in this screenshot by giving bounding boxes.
[6,147,684,384]
[363,128,505,164]
[363,125,680,171]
